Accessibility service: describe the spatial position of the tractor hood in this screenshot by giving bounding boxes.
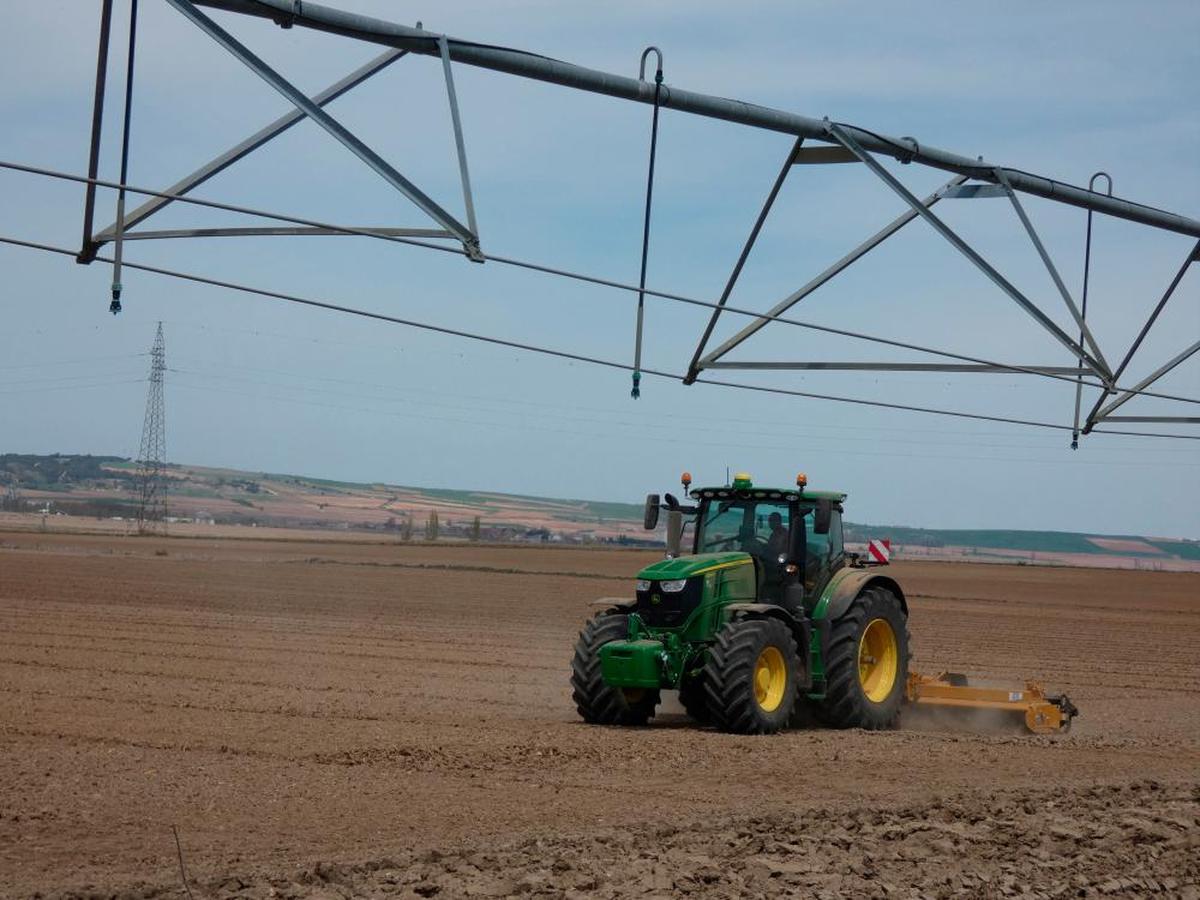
[637,552,752,581]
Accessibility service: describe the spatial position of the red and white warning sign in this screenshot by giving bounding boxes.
[868,539,891,564]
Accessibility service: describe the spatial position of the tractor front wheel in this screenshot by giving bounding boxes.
[570,614,660,726]
[702,618,800,734]
[817,586,910,729]
[677,672,711,724]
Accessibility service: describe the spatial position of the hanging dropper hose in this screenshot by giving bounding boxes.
[1072,172,1111,447]
[631,46,664,398]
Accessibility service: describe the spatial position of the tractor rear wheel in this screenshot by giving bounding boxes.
[570,614,660,726]
[817,586,910,729]
[702,618,800,734]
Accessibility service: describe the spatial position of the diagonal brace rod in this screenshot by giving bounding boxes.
[438,35,480,256]
[994,168,1112,380]
[1081,240,1198,432]
[1092,339,1200,421]
[684,137,802,384]
[164,0,477,252]
[828,123,1102,373]
[86,47,406,259]
[1110,240,1200,385]
[78,0,115,262]
[699,173,967,367]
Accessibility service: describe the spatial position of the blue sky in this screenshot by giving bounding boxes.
[1,1,1197,536]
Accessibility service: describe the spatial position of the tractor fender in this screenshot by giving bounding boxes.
[816,570,907,622]
[722,603,813,691]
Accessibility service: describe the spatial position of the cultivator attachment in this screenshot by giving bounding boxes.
[906,672,1078,734]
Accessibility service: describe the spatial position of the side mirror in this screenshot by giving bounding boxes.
[644,493,661,530]
[814,499,832,535]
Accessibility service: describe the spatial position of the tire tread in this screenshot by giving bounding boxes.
[570,615,659,726]
[817,587,910,730]
[702,618,799,735]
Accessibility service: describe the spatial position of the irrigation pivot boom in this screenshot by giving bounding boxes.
[46,1,1200,441]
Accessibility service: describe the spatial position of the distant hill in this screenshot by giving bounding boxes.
[2,453,1197,567]
[0,454,651,544]
[0,453,130,486]
[842,522,1200,562]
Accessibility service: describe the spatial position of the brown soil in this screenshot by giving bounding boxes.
[1,533,1197,898]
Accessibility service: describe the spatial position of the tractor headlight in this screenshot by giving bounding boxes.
[636,579,652,592]
[659,579,688,593]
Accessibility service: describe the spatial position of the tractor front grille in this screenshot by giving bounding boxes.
[634,578,703,628]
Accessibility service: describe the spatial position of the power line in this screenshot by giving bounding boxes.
[166,377,1199,469]
[156,320,1195,445]
[2,160,1196,407]
[166,358,1197,457]
[0,353,146,371]
[2,232,1195,441]
[0,369,148,387]
[159,324,1194,446]
[0,378,145,396]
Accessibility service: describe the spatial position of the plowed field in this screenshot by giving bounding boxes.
[1,533,1197,898]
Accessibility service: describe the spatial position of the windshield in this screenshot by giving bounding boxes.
[695,498,792,556]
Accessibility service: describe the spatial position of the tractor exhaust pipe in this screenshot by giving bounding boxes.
[665,509,684,559]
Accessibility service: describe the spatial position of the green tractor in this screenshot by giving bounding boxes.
[570,471,910,734]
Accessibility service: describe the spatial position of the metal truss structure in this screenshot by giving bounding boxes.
[134,321,168,535]
[685,130,1200,444]
[62,0,1200,443]
[79,0,482,275]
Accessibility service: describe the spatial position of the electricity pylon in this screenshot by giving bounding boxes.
[134,322,167,535]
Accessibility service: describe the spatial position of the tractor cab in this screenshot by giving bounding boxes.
[646,471,847,608]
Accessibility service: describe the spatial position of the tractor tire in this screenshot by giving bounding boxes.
[702,617,800,735]
[817,586,910,730]
[677,672,711,724]
[570,614,660,726]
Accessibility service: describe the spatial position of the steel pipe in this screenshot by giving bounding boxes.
[702,362,1091,374]
[192,0,1200,239]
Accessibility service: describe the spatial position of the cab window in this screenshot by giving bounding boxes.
[695,499,791,556]
[695,503,744,553]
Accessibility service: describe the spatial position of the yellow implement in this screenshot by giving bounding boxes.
[906,672,1078,734]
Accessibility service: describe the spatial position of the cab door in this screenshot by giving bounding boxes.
[804,506,844,597]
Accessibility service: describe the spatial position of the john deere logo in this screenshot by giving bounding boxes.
[651,594,662,605]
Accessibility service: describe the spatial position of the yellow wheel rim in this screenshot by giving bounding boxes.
[858,618,899,703]
[753,646,788,712]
